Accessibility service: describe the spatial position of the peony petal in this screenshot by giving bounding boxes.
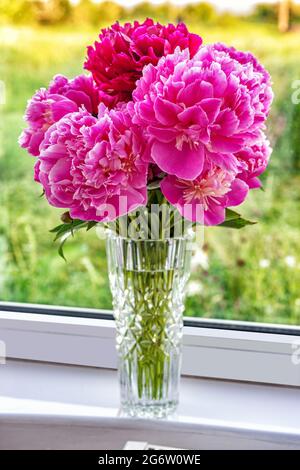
[247,177,262,189]
[210,134,243,153]
[152,140,204,180]
[160,175,183,204]
[154,97,182,126]
[178,106,208,127]
[177,79,206,106]
[23,130,44,156]
[204,203,226,226]
[51,99,78,122]
[188,33,203,56]
[161,176,204,223]
[200,98,222,123]
[148,126,177,143]
[138,102,156,122]
[225,178,249,206]
[49,158,72,184]
[208,151,240,172]
[215,108,239,135]
[64,90,92,113]
[40,143,68,161]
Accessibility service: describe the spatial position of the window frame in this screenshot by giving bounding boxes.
[0,301,299,387]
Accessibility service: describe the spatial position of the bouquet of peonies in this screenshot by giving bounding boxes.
[19,20,274,415]
[19,18,273,244]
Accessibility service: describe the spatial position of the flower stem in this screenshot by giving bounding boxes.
[123,245,176,401]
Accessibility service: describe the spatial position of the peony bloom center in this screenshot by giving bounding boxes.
[43,103,55,126]
[175,133,200,151]
[181,169,232,209]
[122,151,139,173]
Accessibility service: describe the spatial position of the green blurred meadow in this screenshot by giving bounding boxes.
[1,3,300,324]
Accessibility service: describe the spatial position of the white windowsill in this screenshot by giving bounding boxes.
[1,303,300,386]
[0,359,300,450]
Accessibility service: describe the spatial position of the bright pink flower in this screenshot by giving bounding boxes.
[212,43,273,116]
[77,105,148,221]
[19,75,101,157]
[35,109,98,209]
[161,164,249,225]
[48,74,100,115]
[35,107,148,222]
[84,19,202,106]
[19,89,78,156]
[236,133,272,189]
[133,45,273,180]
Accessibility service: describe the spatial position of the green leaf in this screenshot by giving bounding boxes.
[58,236,69,262]
[223,209,241,221]
[53,225,73,242]
[50,219,86,239]
[218,209,256,229]
[50,216,98,259]
[220,218,256,229]
[49,223,66,233]
[86,221,97,231]
[56,231,73,261]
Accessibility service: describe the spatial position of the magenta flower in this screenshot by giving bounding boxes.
[84,19,202,106]
[161,164,249,225]
[19,74,101,157]
[236,133,272,189]
[133,45,273,181]
[48,74,101,116]
[77,105,148,221]
[18,89,78,156]
[20,20,274,229]
[212,43,273,116]
[35,106,148,222]
[35,109,98,210]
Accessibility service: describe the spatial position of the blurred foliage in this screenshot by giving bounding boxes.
[0,0,72,25]
[289,103,300,170]
[33,0,72,25]
[181,2,217,24]
[250,1,300,24]
[0,0,35,24]
[1,1,300,28]
[276,92,300,171]
[1,8,300,324]
[250,2,278,22]
[71,0,125,27]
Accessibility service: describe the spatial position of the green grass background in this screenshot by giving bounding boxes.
[1,21,300,324]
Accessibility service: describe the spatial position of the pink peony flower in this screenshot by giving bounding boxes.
[35,109,98,209]
[18,89,78,156]
[133,45,273,181]
[77,105,148,221]
[212,43,273,116]
[35,106,148,222]
[161,164,249,225]
[48,74,100,116]
[84,19,202,106]
[19,75,101,157]
[236,133,272,189]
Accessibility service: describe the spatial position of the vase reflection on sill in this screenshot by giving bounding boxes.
[106,230,193,418]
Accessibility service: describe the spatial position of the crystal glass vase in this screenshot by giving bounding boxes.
[106,231,193,418]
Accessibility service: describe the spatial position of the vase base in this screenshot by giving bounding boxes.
[121,400,178,419]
